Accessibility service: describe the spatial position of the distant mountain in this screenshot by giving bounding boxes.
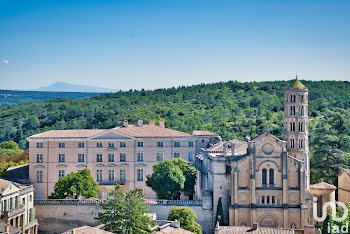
[30,82,118,93]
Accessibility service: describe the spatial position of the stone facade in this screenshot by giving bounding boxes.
[195,78,313,230]
[338,169,350,204]
[0,178,38,234]
[27,120,220,199]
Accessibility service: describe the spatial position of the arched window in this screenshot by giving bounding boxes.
[262,169,267,185]
[269,168,274,185]
[299,139,303,148]
[261,196,265,204]
[272,196,275,204]
[267,196,270,204]
[301,106,304,116]
[290,138,295,148]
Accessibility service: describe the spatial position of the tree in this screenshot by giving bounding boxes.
[322,213,333,234]
[0,141,22,156]
[48,169,100,199]
[95,185,155,233]
[171,158,197,198]
[146,160,185,200]
[167,206,202,234]
[215,197,224,226]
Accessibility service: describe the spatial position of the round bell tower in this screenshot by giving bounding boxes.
[284,76,309,187]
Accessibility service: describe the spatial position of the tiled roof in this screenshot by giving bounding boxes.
[250,132,267,142]
[216,226,294,234]
[28,129,106,139]
[0,219,21,234]
[288,77,307,90]
[155,226,193,234]
[310,182,336,190]
[341,169,350,176]
[206,139,248,156]
[28,124,191,139]
[192,130,218,136]
[0,178,10,193]
[62,226,113,234]
[114,124,191,138]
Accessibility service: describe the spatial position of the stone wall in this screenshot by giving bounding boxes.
[35,200,213,234]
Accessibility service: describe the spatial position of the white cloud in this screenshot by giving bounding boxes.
[3,60,9,64]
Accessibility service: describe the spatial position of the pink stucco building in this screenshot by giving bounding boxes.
[27,120,220,199]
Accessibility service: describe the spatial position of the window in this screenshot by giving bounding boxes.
[108,153,115,162]
[188,152,194,161]
[96,153,103,162]
[290,122,296,131]
[58,142,65,148]
[298,122,304,131]
[97,142,103,148]
[58,154,65,162]
[267,196,270,204]
[108,170,115,182]
[36,154,43,163]
[174,152,180,158]
[9,198,13,210]
[269,168,274,185]
[137,142,144,147]
[36,142,43,148]
[15,196,18,208]
[137,153,144,162]
[174,142,180,147]
[108,142,115,148]
[290,138,295,148]
[157,152,164,161]
[262,168,267,185]
[58,170,65,179]
[22,198,25,206]
[272,196,275,204]
[120,142,126,147]
[137,169,144,181]
[261,196,265,204]
[120,153,126,162]
[189,142,194,147]
[78,142,85,148]
[96,170,103,182]
[120,169,126,182]
[29,195,32,202]
[36,170,43,183]
[300,106,304,116]
[157,142,163,147]
[299,139,304,148]
[78,154,85,162]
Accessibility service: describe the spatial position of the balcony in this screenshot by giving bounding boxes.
[1,204,25,219]
[98,181,125,186]
[25,219,38,230]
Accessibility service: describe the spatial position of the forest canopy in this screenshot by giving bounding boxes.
[0,80,349,184]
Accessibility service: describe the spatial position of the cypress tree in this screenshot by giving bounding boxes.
[215,197,224,226]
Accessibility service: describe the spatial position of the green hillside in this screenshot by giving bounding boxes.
[0,80,349,184]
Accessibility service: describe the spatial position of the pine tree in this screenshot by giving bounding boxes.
[96,185,155,233]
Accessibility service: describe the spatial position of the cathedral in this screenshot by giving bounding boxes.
[195,78,313,229]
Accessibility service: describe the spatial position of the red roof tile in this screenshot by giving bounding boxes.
[310,182,336,190]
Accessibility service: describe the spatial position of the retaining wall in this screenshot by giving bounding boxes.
[35,200,213,234]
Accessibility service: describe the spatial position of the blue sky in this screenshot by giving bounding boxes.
[0,0,349,90]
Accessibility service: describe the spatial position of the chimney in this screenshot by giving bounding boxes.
[137,119,143,127]
[123,120,128,127]
[173,219,180,228]
[159,119,165,128]
[149,120,155,126]
[231,142,235,155]
[223,143,227,155]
